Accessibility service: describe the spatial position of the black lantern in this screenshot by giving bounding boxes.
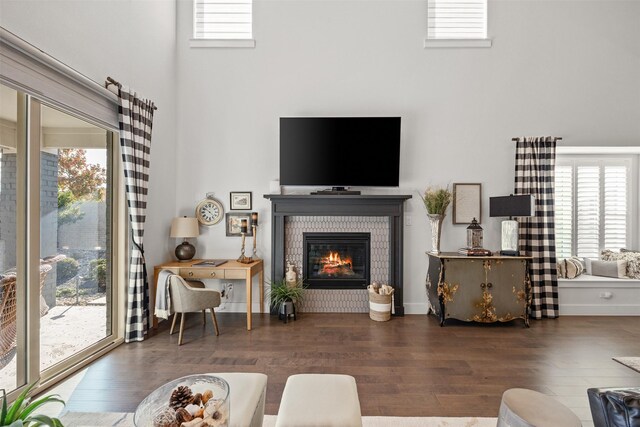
[466,218,483,249]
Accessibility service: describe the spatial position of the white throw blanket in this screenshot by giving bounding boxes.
[155,269,174,320]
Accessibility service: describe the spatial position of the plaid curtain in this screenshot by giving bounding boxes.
[514,136,559,319]
[116,85,155,342]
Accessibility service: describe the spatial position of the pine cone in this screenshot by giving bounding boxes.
[169,385,193,410]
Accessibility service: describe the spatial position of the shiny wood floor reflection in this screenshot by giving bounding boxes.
[61,313,639,424]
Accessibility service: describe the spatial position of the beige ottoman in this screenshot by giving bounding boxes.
[276,374,362,427]
[209,372,268,427]
[498,388,582,427]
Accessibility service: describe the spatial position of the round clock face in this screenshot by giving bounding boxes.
[196,198,224,226]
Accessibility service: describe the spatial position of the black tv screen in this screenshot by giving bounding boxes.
[279,117,401,187]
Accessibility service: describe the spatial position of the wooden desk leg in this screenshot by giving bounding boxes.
[259,268,264,313]
[246,271,252,331]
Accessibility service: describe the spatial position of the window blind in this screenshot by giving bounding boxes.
[555,165,573,259]
[555,158,631,259]
[427,0,487,39]
[193,0,253,40]
[603,166,627,251]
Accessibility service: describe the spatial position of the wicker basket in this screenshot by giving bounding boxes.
[369,292,392,322]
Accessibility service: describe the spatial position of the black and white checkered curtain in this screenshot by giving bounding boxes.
[116,86,155,342]
[514,136,559,319]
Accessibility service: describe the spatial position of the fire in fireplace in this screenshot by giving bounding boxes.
[303,232,370,289]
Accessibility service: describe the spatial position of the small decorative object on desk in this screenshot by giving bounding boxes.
[422,186,452,254]
[466,218,483,249]
[458,247,492,256]
[367,282,394,322]
[134,374,230,427]
[237,218,251,263]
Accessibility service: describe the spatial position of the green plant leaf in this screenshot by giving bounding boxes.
[8,419,23,427]
[2,388,7,424]
[19,395,64,422]
[23,413,63,427]
[5,383,36,423]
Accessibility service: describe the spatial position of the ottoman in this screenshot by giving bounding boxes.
[276,374,362,427]
[211,372,268,427]
[497,388,582,427]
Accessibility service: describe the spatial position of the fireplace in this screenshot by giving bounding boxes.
[303,232,370,289]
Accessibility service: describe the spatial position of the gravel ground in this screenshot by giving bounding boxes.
[0,302,107,392]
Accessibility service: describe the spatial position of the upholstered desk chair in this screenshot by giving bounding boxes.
[169,275,221,346]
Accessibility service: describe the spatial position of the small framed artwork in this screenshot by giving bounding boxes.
[453,183,482,224]
[226,212,254,236]
[230,191,252,210]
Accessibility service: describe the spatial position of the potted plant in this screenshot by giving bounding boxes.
[266,278,306,321]
[421,186,452,254]
[1,383,65,426]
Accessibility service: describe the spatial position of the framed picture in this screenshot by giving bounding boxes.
[453,183,482,224]
[226,212,254,236]
[230,191,252,210]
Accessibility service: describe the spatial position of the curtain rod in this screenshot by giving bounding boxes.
[511,137,562,142]
[105,76,157,110]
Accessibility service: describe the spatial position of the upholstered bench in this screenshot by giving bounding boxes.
[211,372,268,427]
[497,388,582,427]
[276,374,362,427]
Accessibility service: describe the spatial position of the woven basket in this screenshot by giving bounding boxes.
[369,292,392,322]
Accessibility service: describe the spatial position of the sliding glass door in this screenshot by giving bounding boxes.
[0,84,120,397]
[0,83,23,393]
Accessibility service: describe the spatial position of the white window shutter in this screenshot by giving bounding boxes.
[194,0,253,40]
[427,0,487,39]
[554,165,573,259]
[555,158,630,260]
[576,166,601,259]
[603,165,627,251]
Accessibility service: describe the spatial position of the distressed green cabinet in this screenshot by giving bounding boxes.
[426,253,531,327]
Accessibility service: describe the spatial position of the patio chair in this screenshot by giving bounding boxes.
[0,254,66,369]
[169,275,221,346]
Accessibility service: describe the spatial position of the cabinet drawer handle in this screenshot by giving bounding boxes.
[188,272,193,277]
[487,282,493,288]
[210,272,216,277]
[480,283,486,289]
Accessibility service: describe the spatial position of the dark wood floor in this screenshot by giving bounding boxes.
[60,312,640,424]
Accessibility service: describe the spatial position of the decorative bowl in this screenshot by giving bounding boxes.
[134,374,230,426]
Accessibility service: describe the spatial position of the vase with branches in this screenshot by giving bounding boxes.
[421,186,452,254]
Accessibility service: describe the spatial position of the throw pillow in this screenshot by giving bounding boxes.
[586,259,628,279]
[556,257,584,279]
[601,250,640,279]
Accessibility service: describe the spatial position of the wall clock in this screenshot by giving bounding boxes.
[195,195,224,226]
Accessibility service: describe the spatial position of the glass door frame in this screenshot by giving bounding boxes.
[8,92,125,401]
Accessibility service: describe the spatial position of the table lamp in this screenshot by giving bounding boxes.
[489,195,535,256]
[170,216,199,261]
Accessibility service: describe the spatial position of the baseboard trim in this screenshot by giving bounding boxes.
[403,303,429,315]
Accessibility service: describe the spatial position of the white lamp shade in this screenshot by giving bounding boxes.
[170,217,199,238]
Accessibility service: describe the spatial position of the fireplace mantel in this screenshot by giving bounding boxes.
[264,194,411,315]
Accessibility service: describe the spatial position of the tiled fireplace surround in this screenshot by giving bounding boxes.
[285,216,389,312]
[264,195,411,315]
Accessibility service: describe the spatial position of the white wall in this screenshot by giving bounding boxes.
[175,0,640,313]
[5,0,637,315]
[0,0,178,284]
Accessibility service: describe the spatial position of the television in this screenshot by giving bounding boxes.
[279,117,401,189]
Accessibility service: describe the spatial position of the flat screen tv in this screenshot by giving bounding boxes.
[279,117,401,188]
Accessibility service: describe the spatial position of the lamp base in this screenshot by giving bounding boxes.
[501,219,519,253]
[499,250,520,256]
[175,241,196,261]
